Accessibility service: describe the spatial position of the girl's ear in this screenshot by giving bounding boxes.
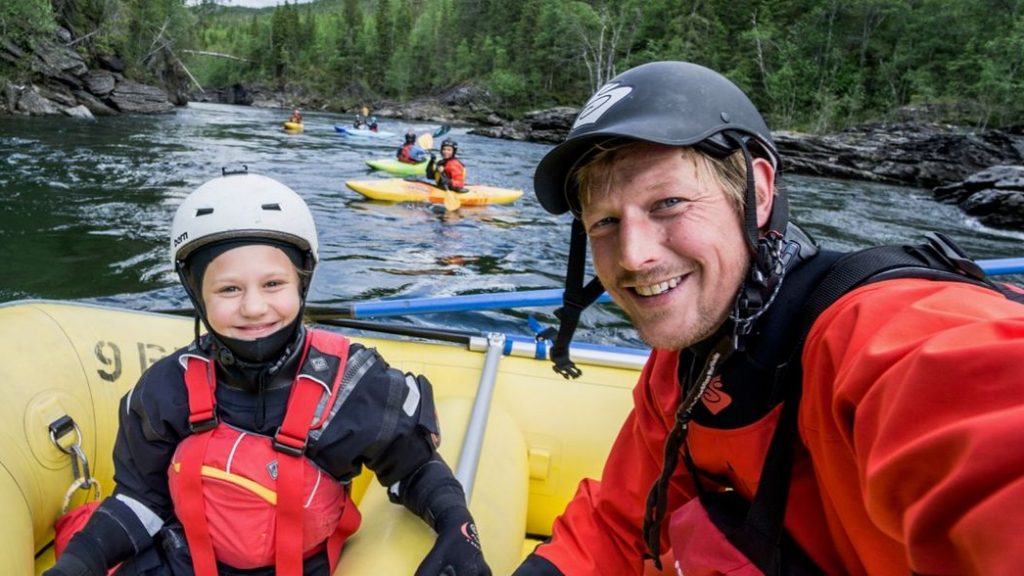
[751,157,776,229]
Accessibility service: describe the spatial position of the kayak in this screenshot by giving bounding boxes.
[283,121,303,132]
[3,300,641,574]
[335,124,396,139]
[366,158,429,177]
[346,178,524,206]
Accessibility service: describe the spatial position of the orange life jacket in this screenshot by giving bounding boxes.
[168,330,361,575]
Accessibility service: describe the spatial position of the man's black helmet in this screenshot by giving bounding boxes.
[441,139,458,154]
[405,131,416,144]
[534,61,780,216]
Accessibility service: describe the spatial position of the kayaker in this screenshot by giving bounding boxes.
[513,61,1024,575]
[369,116,379,132]
[426,138,467,192]
[288,109,302,124]
[397,130,427,164]
[353,113,364,129]
[45,171,492,576]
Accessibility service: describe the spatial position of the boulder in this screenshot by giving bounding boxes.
[16,86,61,116]
[72,90,118,116]
[107,80,175,114]
[82,70,117,97]
[62,104,95,120]
[933,165,1024,230]
[30,38,86,89]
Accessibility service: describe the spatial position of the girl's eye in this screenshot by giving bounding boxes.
[216,285,239,294]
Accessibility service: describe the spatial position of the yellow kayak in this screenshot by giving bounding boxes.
[283,121,304,133]
[1,300,642,574]
[346,178,524,206]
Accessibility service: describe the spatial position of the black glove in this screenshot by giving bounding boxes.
[44,548,105,576]
[415,507,490,576]
[426,154,437,178]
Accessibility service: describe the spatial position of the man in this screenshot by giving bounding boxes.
[513,61,1024,575]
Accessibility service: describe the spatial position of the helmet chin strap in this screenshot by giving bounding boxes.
[723,133,800,351]
[549,218,605,379]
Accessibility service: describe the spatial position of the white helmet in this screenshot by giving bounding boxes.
[170,171,318,267]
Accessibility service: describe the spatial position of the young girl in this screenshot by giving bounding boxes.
[45,171,491,576]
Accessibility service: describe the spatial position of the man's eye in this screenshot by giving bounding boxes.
[587,217,617,232]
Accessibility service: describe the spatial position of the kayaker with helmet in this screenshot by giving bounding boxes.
[46,170,491,576]
[513,61,1024,575]
[398,129,428,164]
[426,139,466,192]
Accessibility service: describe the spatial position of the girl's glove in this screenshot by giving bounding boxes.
[415,507,491,576]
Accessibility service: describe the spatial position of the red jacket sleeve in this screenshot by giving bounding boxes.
[801,278,1024,575]
[533,350,695,575]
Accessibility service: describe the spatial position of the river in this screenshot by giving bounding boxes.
[2,103,1022,347]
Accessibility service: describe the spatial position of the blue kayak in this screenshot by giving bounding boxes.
[335,125,396,139]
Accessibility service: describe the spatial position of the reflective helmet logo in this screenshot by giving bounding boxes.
[573,82,633,129]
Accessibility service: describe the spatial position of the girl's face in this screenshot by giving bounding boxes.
[441,145,454,159]
[200,244,302,340]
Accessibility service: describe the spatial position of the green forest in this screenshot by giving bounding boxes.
[4,0,1024,131]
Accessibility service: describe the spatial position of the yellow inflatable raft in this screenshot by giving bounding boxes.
[0,300,643,575]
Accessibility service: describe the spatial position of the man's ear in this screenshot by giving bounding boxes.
[752,157,776,229]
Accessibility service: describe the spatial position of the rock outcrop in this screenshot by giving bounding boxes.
[933,165,1024,229]
[773,123,1024,189]
[1,29,178,119]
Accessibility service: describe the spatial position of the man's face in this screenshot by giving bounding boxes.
[580,144,772,350]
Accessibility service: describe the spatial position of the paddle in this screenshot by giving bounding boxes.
[418,132,461,211]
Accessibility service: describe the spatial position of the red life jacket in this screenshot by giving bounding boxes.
[168,330,362,575]
[398,143,417,163]
[444,158,466,189]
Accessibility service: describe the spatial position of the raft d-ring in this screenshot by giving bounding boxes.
[48,415,101,509]
[48,414,82,456]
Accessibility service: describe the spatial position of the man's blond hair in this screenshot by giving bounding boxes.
[574,141,749,214]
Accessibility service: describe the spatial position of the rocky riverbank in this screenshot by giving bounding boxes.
[472,110,1024,231]
[0,29,185,119]
[6,30,1023,232]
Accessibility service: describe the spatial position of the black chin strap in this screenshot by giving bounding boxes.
[549,218,604,379]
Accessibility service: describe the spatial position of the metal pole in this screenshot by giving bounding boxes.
[454,332,505,503]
